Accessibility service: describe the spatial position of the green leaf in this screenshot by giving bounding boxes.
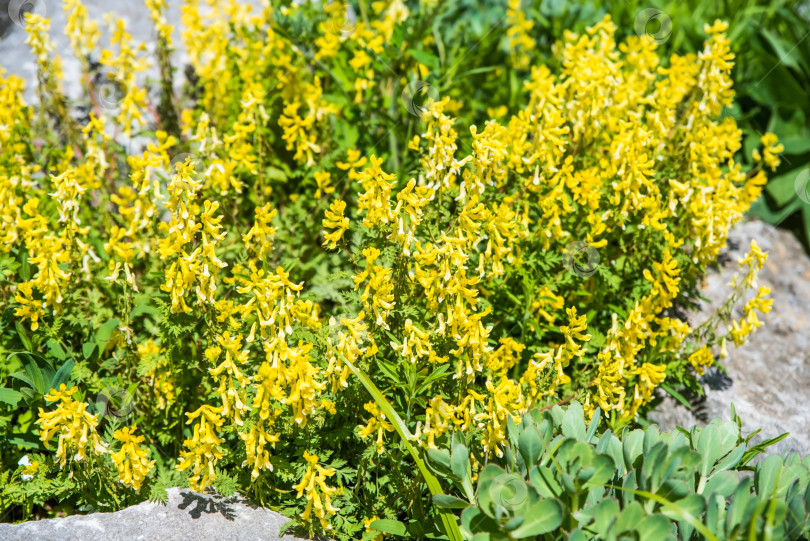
[433,494,470,509]
[635,514,670,538]
[24,358,46,395]
[341,356,463,541]
[756,454,784,499]
[702,470,739,499]
[50,359,74,391]
[451,442,475,501]
[712,442,746,474]
[407,49,439,69]
[615,501,644,534]
[15,322,32,351]
[82,342,99,361]
[586,407,601,442]
[529,465,562,498]
[46,339,67,361]
[265,166,288,181]
[369,519,407,536]
[19,249,30,281]
[427,447,453,476]
[766,168,808,207]
[96,318,120,345]
[609,485,720,541]
[696,424,737,478]
[759,27,802,71]
[509,498,563,538]
[623,429,645,470]
[0,388,23,407]
[561,401,586,440]
[660,383,691,410]
[660,494,705,523]
[460,507,499,537]
[518,426,543,468]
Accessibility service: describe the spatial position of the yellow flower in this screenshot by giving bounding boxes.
[177,405,225,491]
[752,132,783,171]
[688,346,715,376]
[314,171,335,199]
[111,425,155,490]
[36,384,107,467]
[358,402,394,454]
[293,451,339,530]
[322,199,349,249]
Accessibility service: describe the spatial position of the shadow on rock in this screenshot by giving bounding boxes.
[178,490,240,521]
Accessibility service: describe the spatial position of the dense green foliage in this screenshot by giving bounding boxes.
[415,403,809,540]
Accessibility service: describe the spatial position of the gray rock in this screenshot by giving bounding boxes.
[650,218,810,457]
[0,487,309,540]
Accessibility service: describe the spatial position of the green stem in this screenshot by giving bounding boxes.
[341,355,463,541]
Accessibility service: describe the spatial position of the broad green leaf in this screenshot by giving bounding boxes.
[712,443,746,475]
[615,501,644,534]
[518,426,543,468]
[82,342,99,361]
[623,429,644,470]
[0,388,23,407]
[369,519,407,536]
[427,448,452,475]
[46,339,67,361]
[24,359,46,395]
[460,507,499,537]
[609,485,720,541]
[756,455,784,499]
[529,465,562,498]
[661,494,705,523]
[50,359,75,391]
[451,443,475,501]
[561,401,586,440]
[509,498,563,538]
[635,514,671,538]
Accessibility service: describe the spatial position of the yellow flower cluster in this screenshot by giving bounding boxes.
[36,385,107,467]
[293,451,340,531]
[5,3,781,530]
[110,425,155,490]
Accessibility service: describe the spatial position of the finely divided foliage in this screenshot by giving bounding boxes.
[0,1,790,539]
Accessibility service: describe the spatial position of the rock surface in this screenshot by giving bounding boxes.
[650,218,810,457]
[0,487,308,541]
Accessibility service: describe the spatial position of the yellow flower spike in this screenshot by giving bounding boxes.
[356,155,397,228]
[322,199,349,250]
[177,405,225,491]
[358,402,394,454]
[36,384,106,467]
[293,451,339,531]
[111,425,155,490]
